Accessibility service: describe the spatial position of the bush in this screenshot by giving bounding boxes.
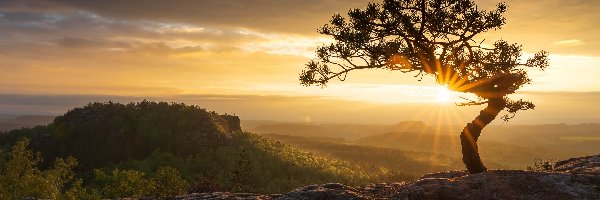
[93,168,152,198]
[527,159,555,171]
[0,139,92,199]
[92,166,189,198]
[149,166,189,197]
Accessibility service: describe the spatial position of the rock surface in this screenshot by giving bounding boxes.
[554,154,600,175]
[174,154,600,200]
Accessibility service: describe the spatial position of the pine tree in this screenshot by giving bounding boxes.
[229,146,253,192]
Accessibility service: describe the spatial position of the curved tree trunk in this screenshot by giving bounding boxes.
[460,98,506,174]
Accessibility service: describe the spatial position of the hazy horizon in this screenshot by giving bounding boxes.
[1,91,599,125]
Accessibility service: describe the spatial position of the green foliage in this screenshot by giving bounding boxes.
[92,166,189,198]
[0,128,389,197]
[229,146,254,192]
[62,180,101,200]
[0,138,193,199]
[0,139,91,199]
[116,131,390,193]
[149,166,189,198]
[93,169,151,198]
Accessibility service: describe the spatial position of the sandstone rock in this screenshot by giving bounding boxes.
[277,183,367,200]
[172,192,273,200]
[393,170,599,200]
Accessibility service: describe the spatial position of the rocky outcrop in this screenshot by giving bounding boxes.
[392,170,599,199]
[554,154,600,175]
[219,114,242,133]
[175,154,600,200]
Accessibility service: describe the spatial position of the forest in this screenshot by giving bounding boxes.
[0,101,417,199]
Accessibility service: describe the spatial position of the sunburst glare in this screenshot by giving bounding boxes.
[436,86,452,103]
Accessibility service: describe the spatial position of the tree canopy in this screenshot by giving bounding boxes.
[300,0,548,121]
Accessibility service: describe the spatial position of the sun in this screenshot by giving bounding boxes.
[436,87,452,102]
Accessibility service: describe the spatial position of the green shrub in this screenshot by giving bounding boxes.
[149,166,189,197]
[0,139,92,199]
[93,168,152,198]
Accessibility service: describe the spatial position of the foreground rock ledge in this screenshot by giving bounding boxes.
[174,155,600,200]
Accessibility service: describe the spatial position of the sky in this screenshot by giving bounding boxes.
[0,0,599,125]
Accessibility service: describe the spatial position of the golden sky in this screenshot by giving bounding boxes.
[0,0,599,124]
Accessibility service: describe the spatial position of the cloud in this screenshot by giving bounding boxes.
[2,0,599,57]
[4,0,594,55]
[477,0,600,55]
[57,37,98,48]
[0,0,373,35]
[41,0,371,34]
[553,39,584,47]
[0,3,334,58]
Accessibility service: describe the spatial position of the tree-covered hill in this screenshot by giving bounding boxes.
[0,101,411,198]
[1,101,240,170]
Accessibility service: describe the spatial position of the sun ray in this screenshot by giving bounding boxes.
[403,104,438,154]
[431,105,444,159]
[448,61,467,87]
[438,101,477,163]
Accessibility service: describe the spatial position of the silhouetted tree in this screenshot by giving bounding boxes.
[299,0,548,174]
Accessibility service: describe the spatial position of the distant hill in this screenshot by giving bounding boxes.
[353,131,587,168]
[240,120,290,131]
[483,123,600,153]
[248,121,600,153]
[354,131,460,155]
[250,121,431,139]
[0,115,55,132]
[262,133,510,178]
